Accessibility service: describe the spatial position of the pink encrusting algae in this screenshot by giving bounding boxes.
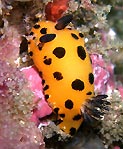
[0,26,21,65]
[21,66,52,125]
[0,60,45,149]
[91,53,123,98]
[91,54,115,94]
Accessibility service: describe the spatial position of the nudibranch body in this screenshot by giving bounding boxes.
[28,15,108,136]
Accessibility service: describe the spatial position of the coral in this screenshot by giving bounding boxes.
[0,119,45,149]
[67,0,123,55]
[0,61,34,119]
[0,3,49,147]
[100,90,123,148]
[0,25,21,65]
[0,60,45,148]
[91,54,123,148]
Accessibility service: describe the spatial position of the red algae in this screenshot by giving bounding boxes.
[45,0,69,22]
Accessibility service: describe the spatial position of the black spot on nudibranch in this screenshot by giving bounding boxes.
[56,119,63,125]
[43,85,49,91]
[42,79,45,85]
[77,46,86,60]
[54,107,59,114]
[89,73,94,84]
[38,46,42,51]
[39,71,43,77]
[33,24,40,29]
[69,127,76,136]
[40,28,47,34]
[39,34,56,43]
[59,114,65,118]
[38,43,44,50]
[71,33,79,40]
[86,91,92,95]
[28,51,33,56]
[45,94,49,100]
[68,28,72,30]
[79,33,84,38]
[53,47,65,58]
[53,72,63,80]
[43,58,52,65]
[73,114,82,120]
[44,56,47,59]
[71,79,84,91]
[29,31,34,36]
[55,14,73,30]
[65,99,73,109]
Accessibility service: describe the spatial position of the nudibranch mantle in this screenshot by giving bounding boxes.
[28,15,108,136]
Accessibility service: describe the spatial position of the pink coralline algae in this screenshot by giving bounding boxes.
[45,0,69,22]
[91,53,114,94]
[81,0,94,10]
[0,26,21,65]
[0,23,51,148]
[0,120,45,149]
[114,146,121,149]
[117,86,123,98]
[21,66,52,125]
[91,53,123,98]
[0,60,45,148]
